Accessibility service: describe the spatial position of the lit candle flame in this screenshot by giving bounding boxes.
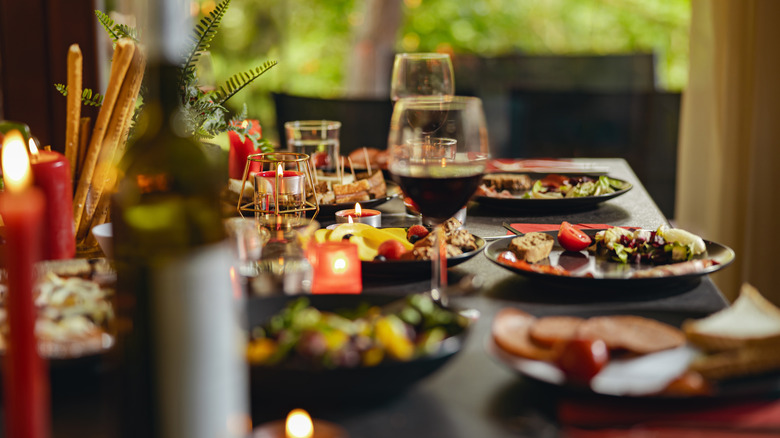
[285,409,313,438]
[2,130,33,192]
[276,162,284,176]
[28,137,39,156]
[332,255,347,273]
[354,202,362,217]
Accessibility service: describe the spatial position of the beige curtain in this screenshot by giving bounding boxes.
[677,0,780,303]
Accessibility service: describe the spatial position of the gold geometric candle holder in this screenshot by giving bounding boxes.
[236,152,319,227]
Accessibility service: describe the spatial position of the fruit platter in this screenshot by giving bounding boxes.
[314,218,486,278]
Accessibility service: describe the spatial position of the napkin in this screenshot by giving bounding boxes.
[559,396,780,437]
[506,223,619,235]
[487,158,610,174]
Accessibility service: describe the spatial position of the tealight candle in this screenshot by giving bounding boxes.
[253,409,348,438]
[309,241,362,294]
[254,163,305,222]
[335,203,381,227]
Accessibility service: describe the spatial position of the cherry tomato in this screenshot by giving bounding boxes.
[557,221,593,252]
[555,338,609,383]
[377,240,407,260]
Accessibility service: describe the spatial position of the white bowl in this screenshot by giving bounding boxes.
[91,222,113,258]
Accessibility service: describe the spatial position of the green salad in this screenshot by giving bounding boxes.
[523,175,628,199]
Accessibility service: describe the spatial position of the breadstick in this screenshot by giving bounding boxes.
[77,46,145,240]
[65,44,82,179]
[76,117,91,181]
[72,38,135,235]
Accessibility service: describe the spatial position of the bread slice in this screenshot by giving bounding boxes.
[683,284,780,352]
[689,340,780,380]
[508,232,554,263]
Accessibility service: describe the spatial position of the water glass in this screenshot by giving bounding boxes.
[285,120,341,173]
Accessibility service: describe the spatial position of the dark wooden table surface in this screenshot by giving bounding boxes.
[22,158,730,438]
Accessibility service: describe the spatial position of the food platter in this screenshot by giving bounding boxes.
[362,236,486,279]
[486,308,780,399]
[0,258,115,362]
[247,294,471,406]
[313,181,402,216]
[473,174,632,212]
[484,230,735,290]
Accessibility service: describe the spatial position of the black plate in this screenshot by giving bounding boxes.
[484,230,735,290]
[487,308,780,399]
[313,181,402,216]
[362,236,486,279]
[247,294,471,406]
[473,174,632,212]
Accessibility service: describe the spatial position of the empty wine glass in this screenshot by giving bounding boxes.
[387,96,489,304]
[390,53,455,102]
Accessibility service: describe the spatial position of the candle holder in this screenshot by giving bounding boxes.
[237,152,319,227]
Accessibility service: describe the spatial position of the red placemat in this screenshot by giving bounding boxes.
[506,223,622,235]
[559,396,780,437]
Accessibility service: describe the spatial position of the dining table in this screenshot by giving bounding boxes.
[3,157,744,437]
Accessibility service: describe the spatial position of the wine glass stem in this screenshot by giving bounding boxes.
[431,225,448,306]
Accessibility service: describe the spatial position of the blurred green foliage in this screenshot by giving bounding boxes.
[198,0,690,143]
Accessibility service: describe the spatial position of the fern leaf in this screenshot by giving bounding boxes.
[95,10,138,43]
[81,88,105,107]
[95,10,122,42]
[54,84,104,107]
[179,0,231,91]
[212,60,278,106]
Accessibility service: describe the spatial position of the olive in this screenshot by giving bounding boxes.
[342,234,353,240]
[373,255,387,262]
[408,234,421,244]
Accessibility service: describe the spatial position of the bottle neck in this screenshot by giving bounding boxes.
[146,61,183,117]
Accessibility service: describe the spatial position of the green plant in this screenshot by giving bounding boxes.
[55,0,276,153]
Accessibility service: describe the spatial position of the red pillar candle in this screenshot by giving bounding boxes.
[29,141,75,260]
[309,241,362,294]
[228,119,262,180]
[0,130,51,438]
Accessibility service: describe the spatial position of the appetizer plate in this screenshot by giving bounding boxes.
[247,294,471,406]
[313,181,402,216]
[484,230,735,290]
[486,308,780,399]
[362,236,486,279]
[0,258,115,362]
[473,174,632,212]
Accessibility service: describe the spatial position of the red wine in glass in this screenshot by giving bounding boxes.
[393,168,483,223]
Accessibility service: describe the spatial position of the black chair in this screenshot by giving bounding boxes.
[272,92,394,157]
[508,89,681,218]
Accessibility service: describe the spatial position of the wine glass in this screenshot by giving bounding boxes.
[390,53,455,102]
[387,96,489,304]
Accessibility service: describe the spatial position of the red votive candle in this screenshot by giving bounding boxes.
[229,119,262,180]
[0,130,51,438]
[29,144,75,260]
[309,241,362,294]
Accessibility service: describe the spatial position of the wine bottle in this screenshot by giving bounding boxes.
[110,1,249,437]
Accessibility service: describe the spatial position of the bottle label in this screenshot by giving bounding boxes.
[151,242,249,438]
